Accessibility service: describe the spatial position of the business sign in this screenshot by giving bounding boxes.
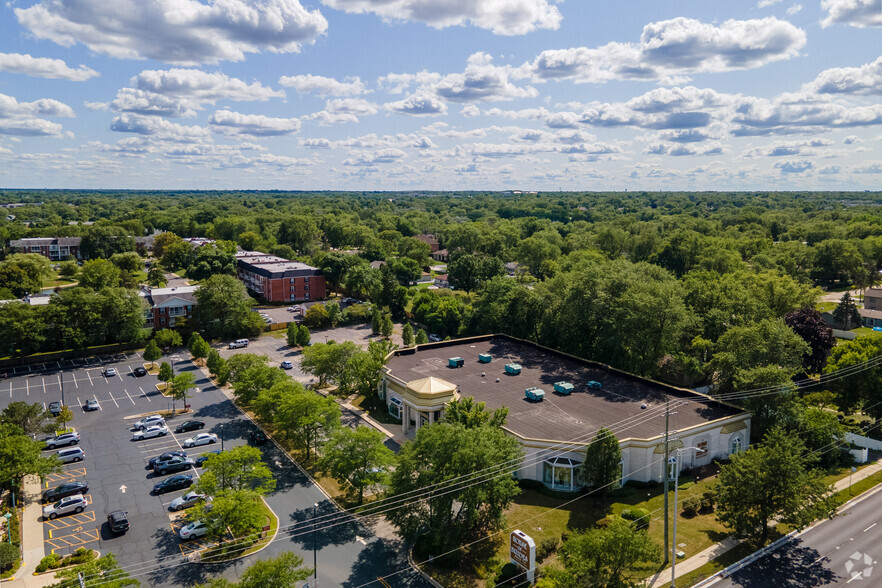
[510,529,536,583]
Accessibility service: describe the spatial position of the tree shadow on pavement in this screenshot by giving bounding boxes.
[343,538,430,588]
[286,500,362,550]
[726,539,840,587]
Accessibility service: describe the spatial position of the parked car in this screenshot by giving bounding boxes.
[133,415,165,430]
[42,481,88,504]
[102,368,117,377]
[148,451,187,469]
[249,430,268,445]
[179,520,207,540]
[153,456,195,475]
[195,450,223,467]
[56,447,85,463]
[132,424,169,441]
[152,474,193,495]
[107,510,129,534]
[169,491,208,511]
[280,361,293,370]
[133,367,147,377]
[44,432,80,449]
[228,339,249,349]
[428,334,442,342]
[174,420,205,434]
[84,399,100,411]
[48,401,62,416]
[182,433,218,448]
[43,495,87,519]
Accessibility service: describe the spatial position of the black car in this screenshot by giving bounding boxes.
[195,450,223,467]
[48,401,62,416]
[133,367,147,377]
[147,451,187,469]
[153,456,195,475]
[152,474,193,495]
[249,430,268,445]
[42,481,88,504]
[174,420,205,434]
[107,511,129,534]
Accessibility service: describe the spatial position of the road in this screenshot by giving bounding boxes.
[709,486,882,587]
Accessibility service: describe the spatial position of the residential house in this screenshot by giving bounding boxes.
[415,234,440,253]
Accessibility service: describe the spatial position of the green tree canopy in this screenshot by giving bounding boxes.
[0,423,60,490]
[192,552,310,588]
[584,428,622,496]
[196,445,275,495]
[0,401,55,436]
[194,274,263,340]
[143,339,162,367]
[715,427,837,547]
[387,422,523,552]
[319,425,395,504]
[78,259,121,290]
[444,397,508,429]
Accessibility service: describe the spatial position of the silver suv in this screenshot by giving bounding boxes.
[43,495,87,519]
[44,432,80,449]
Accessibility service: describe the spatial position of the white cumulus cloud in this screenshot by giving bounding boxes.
[320,0,561,35]
[432,52,537,103]
[525,17,806,84]
[821,0,882,28]
[0,52,98,81]
[278,74,367,96]
[385,94,448,116]
[208,110,302,137]
[15,0,329,66]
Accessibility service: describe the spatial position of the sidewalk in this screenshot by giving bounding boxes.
[7,475,57,588]
[644,458,882,587]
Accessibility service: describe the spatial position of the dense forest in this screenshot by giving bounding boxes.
[1,190,881,408]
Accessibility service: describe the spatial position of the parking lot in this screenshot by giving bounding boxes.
[1,351,427,587]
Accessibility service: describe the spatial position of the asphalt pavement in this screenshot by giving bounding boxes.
[2,354,429,588]
[709,486,882,587]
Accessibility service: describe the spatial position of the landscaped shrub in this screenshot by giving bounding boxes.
[625,479,659,490]
[473,557,503,579]
[621,508,650,531]
[699,489,716,513]
[536,537,559,562]
[496,562,520,585]
[35,553,62,573]
[595,515,617,528]
[0,543,19,570]
[682,497,701,518]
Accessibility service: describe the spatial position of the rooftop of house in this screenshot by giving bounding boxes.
[384,335,745,443]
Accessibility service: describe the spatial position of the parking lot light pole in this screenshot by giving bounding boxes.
[313,502,318,582]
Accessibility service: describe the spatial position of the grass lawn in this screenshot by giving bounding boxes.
[201,498,279,562]
[815,301,838,313]
[850,327,882,337]
[351,394,403,426]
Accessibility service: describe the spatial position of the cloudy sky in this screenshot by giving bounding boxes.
[0,0,880,190]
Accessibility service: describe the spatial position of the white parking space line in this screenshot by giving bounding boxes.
[72,373,78,389]
[57,374,62,391]
[8,381,11,398]
[41,377,46,393]
[128,366,134,376]
[124,389,135,405]
[108,392,119,408]
[26,379,29,396]
[116,371,123,381]
[77,397,82,408]
[86,372,93,386]
[93,395,101,410]
[139,386,151,402]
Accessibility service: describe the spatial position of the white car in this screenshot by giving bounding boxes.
[169,492,208,512]
[132,424,169,441]
[228,339,249,349]
[102,368,117,377]
[43,495,87,520]
[183,433,218,448]
[179,520,208,540]
[133,415,165,430]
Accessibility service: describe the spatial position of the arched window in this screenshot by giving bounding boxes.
[542,457,584,492]
[730,436,743,455]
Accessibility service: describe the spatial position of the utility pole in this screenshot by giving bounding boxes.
[663,397,670,565]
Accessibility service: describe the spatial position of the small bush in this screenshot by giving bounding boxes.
[595,515,617,529]
[35,553,62,573]
[536,537,559,562]
[473,557,503,580]
[496,562,520,585]
[682,497,701,518]
[621,508,650,531]
[0,543,19,570]
[699,490,716,513]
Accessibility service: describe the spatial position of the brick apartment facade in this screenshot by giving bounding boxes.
[235,251,326,302]
[140,285,198,329]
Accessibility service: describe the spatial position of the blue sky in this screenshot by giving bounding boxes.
[0,0,880,190]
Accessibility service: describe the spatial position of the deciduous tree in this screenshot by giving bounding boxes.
[715,427,837,547]
[584,428,622,496]
[143,339,161,368]
[320,426,395,504]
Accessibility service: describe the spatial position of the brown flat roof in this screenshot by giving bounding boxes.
[385,335,743,443]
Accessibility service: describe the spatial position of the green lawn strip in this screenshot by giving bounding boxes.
[850,327,882,337]
[669,541,757,587]
[350,394,403,426]
[815,301,838,313]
